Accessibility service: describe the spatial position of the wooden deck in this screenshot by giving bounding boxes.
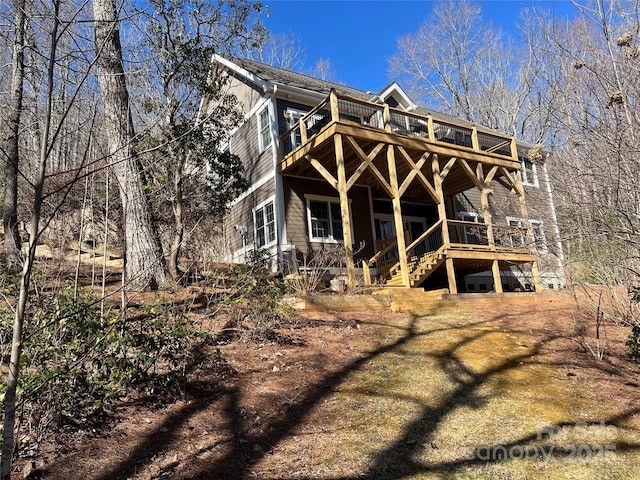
[279,91,540,292]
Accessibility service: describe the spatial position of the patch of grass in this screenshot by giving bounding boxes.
[257,310,640,479]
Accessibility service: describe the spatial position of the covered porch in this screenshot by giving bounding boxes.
[279,90,541,293]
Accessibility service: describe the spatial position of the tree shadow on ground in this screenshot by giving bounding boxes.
[52,310,640,479]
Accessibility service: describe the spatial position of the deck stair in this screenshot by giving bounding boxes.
[386,246,447,287]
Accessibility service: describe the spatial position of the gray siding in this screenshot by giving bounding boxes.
[283,177,374,262]
[224,178,276,258]
[229,114,273,185]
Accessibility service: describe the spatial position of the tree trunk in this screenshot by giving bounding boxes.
[93,0,169,290]
[3,0,27,265]
[1,2,56,475]
[169,156,185,281]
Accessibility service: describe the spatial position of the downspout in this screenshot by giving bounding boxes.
[542,154,565,285]
[268,83,287,273]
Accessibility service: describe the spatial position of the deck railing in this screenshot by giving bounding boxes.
[448,220,530,251]
[280,91,517,160]
[362,219,530,285]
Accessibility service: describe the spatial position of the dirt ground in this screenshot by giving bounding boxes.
[12,290,640,479]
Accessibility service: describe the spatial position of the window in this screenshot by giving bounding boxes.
[529,220,547,253]
[307,197,345,242]
[507,217,525,248]
[520,156,538,187]
[254,200,275,248]
[258,107,272,151]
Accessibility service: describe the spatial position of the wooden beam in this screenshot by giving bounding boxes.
[334,124,520,168]
[446,250,535,261]
[387,145,410,287]
[306,155,338,190]
[440,157,457,180]
[396,148,439,202]
[343,136,390,192]
[498,166,523,196]
[334,134,356,289]
[485,165,499,185]
[458,158,485,191]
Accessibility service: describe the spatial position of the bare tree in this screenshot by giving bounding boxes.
[2,0,27,265]
[246,29,306,71]
[93,0,169,290]
[388,0,542,139]
[307,57,339,83]
[528,0,640,286]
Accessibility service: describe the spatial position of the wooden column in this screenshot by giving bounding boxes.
[492,259,503,293]
[432,155,450,247]
[387,145,410,287]
[383,104,391,132]
[334,133,356,289]
[330,89,339,123]
[446,257,457,294]
[433,154,456,293]
[480,190,495,247]
[476,164,495,248]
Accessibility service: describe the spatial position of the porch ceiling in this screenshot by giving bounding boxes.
[280,122,521,203]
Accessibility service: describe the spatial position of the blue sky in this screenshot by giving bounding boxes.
[262,1,579,92]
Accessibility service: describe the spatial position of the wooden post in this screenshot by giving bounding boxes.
[387,145,410,287]
[510,137,518,162]
[383,103,391,132]
[471,127,479,152]
[531,261,542,292]
[330,89,339,123]
[300,117,307,144]
[480,189,495,248]
[363,260,371,286]
[432,154,450,247]
[433,153,456,294]
[492,259,503,293]
[475,163,495,249]
[334,133,356,289]
[445,257,457,294]
[427,116,435,142]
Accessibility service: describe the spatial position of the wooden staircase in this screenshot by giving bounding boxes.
[385,246,447,287]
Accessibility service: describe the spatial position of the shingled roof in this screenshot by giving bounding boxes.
[229,57,376,102]
[225,56,536,151]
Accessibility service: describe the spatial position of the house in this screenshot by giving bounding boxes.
[212,55,565,294]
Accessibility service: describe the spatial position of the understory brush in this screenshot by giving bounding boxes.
[0,274,213,457]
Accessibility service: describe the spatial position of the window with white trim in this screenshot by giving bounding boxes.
[507,217,525,248]
[306,196,345,242]
[520,156,538,187]
[258,107,272,152]
[529,220,547,253]
[254,200,276,248]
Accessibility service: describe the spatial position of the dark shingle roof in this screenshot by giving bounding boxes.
[230,57,375,102]
[229,56,535,149]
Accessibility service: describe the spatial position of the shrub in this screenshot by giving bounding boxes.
[0,281,212,452]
